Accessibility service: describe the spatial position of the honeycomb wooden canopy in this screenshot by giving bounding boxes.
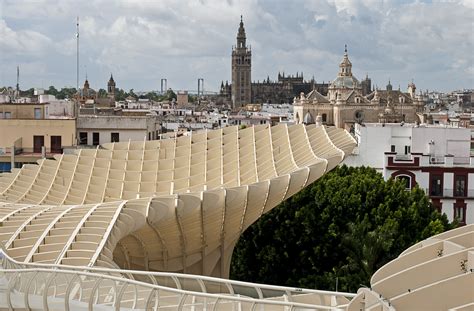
[0,124,355,277]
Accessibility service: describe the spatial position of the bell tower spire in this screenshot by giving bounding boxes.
[339,44,352,77]
[237,15,246,49]
[231,16,252,109]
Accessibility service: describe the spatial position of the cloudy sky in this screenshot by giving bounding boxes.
[0,0,473,93]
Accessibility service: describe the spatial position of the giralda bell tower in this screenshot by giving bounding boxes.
[231,16,251,109]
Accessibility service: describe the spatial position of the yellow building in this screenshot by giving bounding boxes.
[0,102,76,172]
[0,102,48,119]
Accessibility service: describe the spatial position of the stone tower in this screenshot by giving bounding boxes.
[231,16,251,109]
[107,74,116,98]
[361,74,372,96]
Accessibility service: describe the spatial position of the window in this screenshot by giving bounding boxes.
[33,136,44,153]
[454,175,467,197]
[0,112,3,119]
[34,108,41,119]
[396,175,411,189]
[430,174,443,196]
[50,136,62,153]
[0,162,12,173]
[391,145,396,152]
[111,133,119,143]
[322,113,327,123]
[79,132,88,145]
[5,112,11,119]
[148,132,151,140]
[454,202,466,224]
[432,200,442,214]
[93,132,100,146]
[404,145,411,155]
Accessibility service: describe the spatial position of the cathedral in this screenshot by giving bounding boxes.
[220,17,339,108]
[293,46,425,130]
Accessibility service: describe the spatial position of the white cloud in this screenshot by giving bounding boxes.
[0,0,472,92]
[0,19,52,57]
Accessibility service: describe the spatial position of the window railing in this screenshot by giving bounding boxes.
[424,188,474,197]
[6,147,64,155]
[453,157,470,165]
[429,156,445,164]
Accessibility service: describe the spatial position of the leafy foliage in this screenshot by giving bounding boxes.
[230,165,454,292]
[45,86,77,99]
[97,88,107,98]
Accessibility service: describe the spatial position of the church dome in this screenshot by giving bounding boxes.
[331,45,361,89]
[331,75,360,89]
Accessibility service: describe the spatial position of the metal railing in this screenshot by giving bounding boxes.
[453,157,470,165]
[0,250,354,310]
[429,156,445,164]
[424,188,474,198]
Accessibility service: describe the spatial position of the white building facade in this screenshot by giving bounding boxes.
[77,114,161,146]
[345,123,474,224]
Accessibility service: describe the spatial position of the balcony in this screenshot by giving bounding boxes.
[424,188,474,198]
[395,154,412,161]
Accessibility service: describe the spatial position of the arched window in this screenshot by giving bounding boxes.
[396,175,411,190]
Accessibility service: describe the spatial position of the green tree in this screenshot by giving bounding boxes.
[56,87,77,99]
[115,88,128,101]
[166,88,177,101]
[47,86,59,96]
[143,91,160,101]
[188,94,198,103]
[97,88,107,98]
[128,89,137,99]
[21,88,34,97]
[230,166,454,292]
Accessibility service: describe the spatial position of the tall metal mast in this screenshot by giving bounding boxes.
[16,66,19,99]
[75,16,80,118]
[76,16,79,93]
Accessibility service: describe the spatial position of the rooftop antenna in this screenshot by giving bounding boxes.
[16,65,19,98]
[75,16,80,118]
[76,16,79,92]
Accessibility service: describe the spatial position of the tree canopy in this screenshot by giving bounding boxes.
[12,85,186,103]
[230,165,455,292]
[44,86,77,99]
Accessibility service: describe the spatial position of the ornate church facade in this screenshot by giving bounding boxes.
[293,47,425,129]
